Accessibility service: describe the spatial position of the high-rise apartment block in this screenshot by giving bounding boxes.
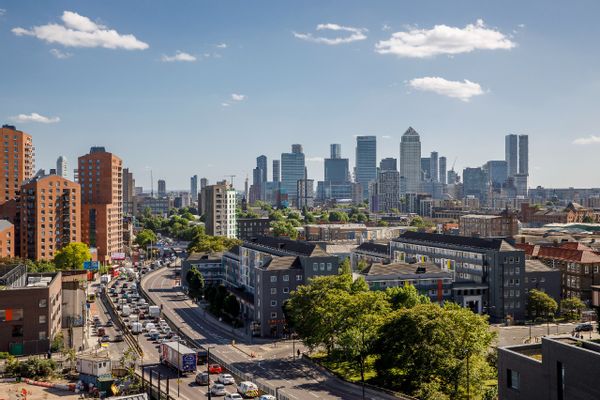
[505,134,519,178]
[505,134,529,196]
[157,179,166,198]
[439,156,447,185]
[56,156,68,179]
[281,145,305,206]
[371,169,400,212]
[122,168,135,216]
[354,136,377,199]
[204,181,237,238]
[0,125,35,204]
[19,172,81,260]
[330,143,341,159]
[272,160,280,182]
[324,144,350,183]
[430,151,439,182]
[78,147,123,263]
[400,127,421,193]
[190,175,198,202]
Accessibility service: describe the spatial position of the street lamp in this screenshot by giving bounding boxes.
[207,345,215,400]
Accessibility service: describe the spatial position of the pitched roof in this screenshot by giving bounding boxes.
[262,256,302,271]
[355,242,389,255]
[246,235,328,257]
[525,259,555,272]
[518,242,600,264]
[396,231,516,251]
[364,262,450,280]
[558,242,593,251]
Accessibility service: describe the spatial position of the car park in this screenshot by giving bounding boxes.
[210,384,226,396]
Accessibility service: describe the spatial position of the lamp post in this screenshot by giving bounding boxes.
[207,345,215,400]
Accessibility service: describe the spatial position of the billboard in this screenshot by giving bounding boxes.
[111,252,126,260]
[83,261,100,271]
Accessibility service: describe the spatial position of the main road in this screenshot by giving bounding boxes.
[142,267,402,400]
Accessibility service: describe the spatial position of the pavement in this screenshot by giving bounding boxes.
[493,321,599,347]
[142,266,400,400]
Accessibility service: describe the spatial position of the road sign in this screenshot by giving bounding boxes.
[83,261,100,271]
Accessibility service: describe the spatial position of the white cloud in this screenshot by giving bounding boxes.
[382,24,392,31]
[375,19,515,58]
[294,23,367,45]
[50,48,72,59]
[221,102,230,107]
[216,43,227,49]
[0,9,6,16]
[11,112,60,124]
[231,93,246,102]
[161,51,196,62]
[12,10,148,50]
[407,77,484,102]
[573,135,600,145]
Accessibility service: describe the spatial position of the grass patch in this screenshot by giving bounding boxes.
[310,352,378,383]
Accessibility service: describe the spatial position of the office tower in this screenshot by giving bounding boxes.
[420,158,431,181]
[56,156,68,179]
[355,136,377,199]
[78,147,123,263]
[380,158,397,171]
[400,127,422,193]
[18,172,80,260]
[281,145,306,205]
[272,160,280,182]
[157,179,166,197]
[505,134,518,178]
[122,168,135,216]
[256,155,268,184]
[205,181,237,238]
[430,151,439,182]
[330,144,341,159]
[439,156,447,184]
[448,169,459,185]
[484,160,508,189]
[463,167,488,203]
[200,177,208,189]
[190,175,198,202]
[0,125,35,204]
[519,135,529,175]
[371,169,400,212]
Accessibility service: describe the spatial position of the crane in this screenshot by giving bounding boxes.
[225,174,236,187]
[451,157,458,171]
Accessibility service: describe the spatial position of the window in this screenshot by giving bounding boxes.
[270,288,277,295]
[38,331,47,340]
[12,325,23,337]
[270,276,277,283]
[320,263,325,271]
[313,263,318,271]
[270,312,277,319]
[296,274,303,281]
[39,299,47,308]
[39,315,46,324]
[326,263,332,271]
[283,275,289,282]
[270,300,277,307]
[507,369,520,390]
[283,287,289,294]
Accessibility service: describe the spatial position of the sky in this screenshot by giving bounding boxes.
[1,0,600,191]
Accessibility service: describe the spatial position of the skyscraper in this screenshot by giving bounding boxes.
[123,168,135,216]
[484,160,508,189]
[256,155,268,183]
[505,134,519,178]
[380,157,397,171]
[0,125,35,204]
[439,156,447,184]
[430,151,439,183]
[200,177,208,189]
[371,169,400,212]
[205,181,237,238]
[354,136,377,199]
[330,144,341,159]
[78,147,123,263]
[190,175,198,202]
[281,144,305,205]
[157,179,166,197]
[420,158,431,181]
[273,160,280,182]
[400,127,422,193]
[463,167,488,203]
[519,135,529,175]
[57,156,68,179]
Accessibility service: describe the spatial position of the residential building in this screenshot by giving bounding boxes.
[200,177,208,189]
[520,202,599,226]
[135,195,172,216]
[379,158,397,171]
[56,156,68,179]
[0,265,62,355]
[506,134,519,178]
[351,242,390,270]
[400,127,421,193]
[256,155,268,184]
[19,172,81,261]
[204,181,237,238]
[459,211,519,238]
[330,143,341,159]
[272,160,280,182]
[519,135,529,176]
[296,177,314,208]
[430,151,439,182]
[439,156,447,185]
[237,217,270,241]
[0,220,14,258]
[190,175,198,202]
[498,337,600,400]
[305,223,367,243]
[181,252,224,287]
[0,125,35,204]
[78,147,123,263]
[157,179,166,197]
[122,168,135,216]
[281,145,305,206]
[371,169,400,213]
[354,136,377,199]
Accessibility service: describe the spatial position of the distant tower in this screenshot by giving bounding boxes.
[518,135,529,175]
[439,156,447,185]
[190,175,198,201]
[355,136,377,199]
[400,127,422,193]
[273,160,280,182]
[430,151,439,182]
[157,179,166,197]
[505,134,518,178]
[244,175,249,200]
[330,144,341,159]
[56,156,68,179]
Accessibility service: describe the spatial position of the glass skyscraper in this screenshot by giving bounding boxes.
[400,127,422,193]
[281,145,305,205]
[354,136,377,199]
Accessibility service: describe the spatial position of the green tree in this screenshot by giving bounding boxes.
[582,215,594,223]
[377,220,389,227]
[186,268,205,301]
[339,258,352,276]
[270,220,299,239]
[385,285,430,310]
[350,276,370,294]
[527,289,558,321]
[135,229,157,248]
[560,297,585,321]
[329,210,349,223]
[187,226,241,253]
[53,242,92,270]
[356,259,369,272]
[223,294,240,319]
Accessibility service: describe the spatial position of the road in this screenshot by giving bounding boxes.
[493,321,599,347]
[142,267,400,400]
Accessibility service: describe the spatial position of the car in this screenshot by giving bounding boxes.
[171,335,180,342]
[210,384,226,396]
[101,335,110,342]
[217,374,235,385]
[195,372,209,386]
[149,330,161,341]
[208,364,223,374]
[105,320,114,327]
[114,334,124,342]
[575,322,594,332]
[258,396,276,400]
[165,332,174,339]
[224,394,243,400]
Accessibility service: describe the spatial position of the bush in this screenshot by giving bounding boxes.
[6,357,56,379]
[0,352,10,359]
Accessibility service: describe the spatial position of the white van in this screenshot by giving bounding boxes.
[144,322,156,332]
[131,322,143,334]
[237,381,259,398]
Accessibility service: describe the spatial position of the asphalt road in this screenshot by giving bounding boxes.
[142,267,399,400]
[493,321,599,347]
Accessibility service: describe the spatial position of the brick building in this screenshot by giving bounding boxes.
[0,220,14,258]
[459,209,519,238]
[78,147,123,263]
[520,202,599,226]
[0,125,35,205]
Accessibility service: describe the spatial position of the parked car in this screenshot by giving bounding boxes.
[208,364,223,374]
[101,335,110,342]
[224,394,243,400]
[575,322,594,332]
[210,384,226,396]
[258,396,276,400]
[195,372,209,386]
[114,334,124,342]
[105,320,114,327]
[217,374,235,385]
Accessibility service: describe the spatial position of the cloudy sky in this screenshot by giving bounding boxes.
[1,0,599,190]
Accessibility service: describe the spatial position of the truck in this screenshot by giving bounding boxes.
[131,322,143,334]
[100,274,111,285]
[121,305,132,317]
[160,342,197,374]
[148,305,161,319]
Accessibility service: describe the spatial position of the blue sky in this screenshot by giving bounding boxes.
[1,0,600,190]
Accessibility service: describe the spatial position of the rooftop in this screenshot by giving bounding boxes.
[460,214,502,220]
[245,235,328,257]
[525,259,555,273]
[186,252,223,262]
[363,261,451,280]
[355,242,389,254]
[263,256,302,271]
[0,220,13,231]
[395,231,517,252]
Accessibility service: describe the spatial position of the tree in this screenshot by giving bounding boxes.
[339,258,352,276]
[135,229,157,248]
[270,220,298,240]
[53,242,92,270]
[223,294,240,319]
[329,211,349,223]
[582,215,594,223]
[527,289,558,321]
[385,285,430,310]
[187,226,241,253]
[186,268,205,301]
[377,220,389,227]
[356,259,369,272]
[350,276,370,294]
[561,297,585,321]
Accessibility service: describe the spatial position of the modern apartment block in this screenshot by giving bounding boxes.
[498,337,600,400]
[78,147,123,263]
[19,172,81,261]
[236,217,271,241]
[56,156,68,179]
[190,175,198,202]
[0,265,62,356]
[204,181,237,238]
[281,145,305,206]
[0,220,14,258]
[390,232,560,321]
[351,242,390,270]
[0,125,35,204]
[370,169,400,213]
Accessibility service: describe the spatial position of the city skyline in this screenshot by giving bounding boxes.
[3,1,600,189]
